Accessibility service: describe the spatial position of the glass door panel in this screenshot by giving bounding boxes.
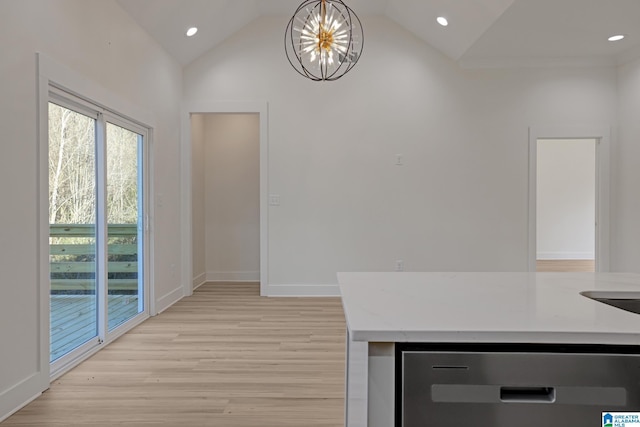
[47,88,148,374]
[106,122,143,330]
[48,102,98,362]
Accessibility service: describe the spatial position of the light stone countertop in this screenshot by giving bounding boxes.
[338,272,640,345]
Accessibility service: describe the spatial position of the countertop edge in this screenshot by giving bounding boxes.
[349,329,640,346]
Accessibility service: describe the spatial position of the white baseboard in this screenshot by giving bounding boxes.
[265,283,340,297]
[537,251,595,260]
[192,272,206,289]
[155,286,184,314]
[0,373,43,423]
[206,270,260,282]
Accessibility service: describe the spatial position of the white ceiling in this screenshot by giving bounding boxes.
[116,0,640,68]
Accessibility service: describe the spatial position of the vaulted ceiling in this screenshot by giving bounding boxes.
[116,0,640,68]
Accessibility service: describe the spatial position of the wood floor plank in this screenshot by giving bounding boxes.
[537,259,595,272]
[5,282,347,427]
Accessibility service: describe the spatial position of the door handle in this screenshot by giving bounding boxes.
[500,386,556,403]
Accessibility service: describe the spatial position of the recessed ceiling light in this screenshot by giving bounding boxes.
[186,27,198,37]
[608,34,625,42]
[436,16,448,27]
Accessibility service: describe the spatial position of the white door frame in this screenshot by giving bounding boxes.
[528,126,611,272]
[36,52,155,382]
[180,101,268,296]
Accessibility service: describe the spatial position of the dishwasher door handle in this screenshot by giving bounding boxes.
[500,386,556,403]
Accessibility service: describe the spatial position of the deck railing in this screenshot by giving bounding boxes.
[50,224,139,293]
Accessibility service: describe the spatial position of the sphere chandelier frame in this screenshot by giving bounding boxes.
[285,0,364,81]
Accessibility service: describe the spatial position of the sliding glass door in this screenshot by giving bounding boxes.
[105,120,144,330]
[48,90,148,371]
[48,102,99,362]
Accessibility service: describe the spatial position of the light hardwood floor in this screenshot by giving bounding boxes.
[536,259,595,272]
[4,283,347,427]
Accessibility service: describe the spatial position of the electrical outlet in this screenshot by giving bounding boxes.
[396,260,404,272]
[395,154,404,166]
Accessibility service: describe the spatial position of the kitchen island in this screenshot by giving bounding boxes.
[338,272,640,427]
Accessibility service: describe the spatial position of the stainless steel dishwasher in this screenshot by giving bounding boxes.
[397,343,640,427]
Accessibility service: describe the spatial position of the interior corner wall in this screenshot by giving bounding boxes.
[191,114,207,287]
[614,57,640,272]
[184,15,617,290]
[536,139,596,260]
[203,113,260,282]
[0,0,182,420]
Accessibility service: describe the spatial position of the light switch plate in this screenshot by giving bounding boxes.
[269,194,281,206]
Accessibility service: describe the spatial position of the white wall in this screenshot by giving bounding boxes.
[184,15,617,292]
[191,114,206,287]
[536,139,596,260]
[0,0,182,420]
[191,113,260,283]
[615,57,640,272]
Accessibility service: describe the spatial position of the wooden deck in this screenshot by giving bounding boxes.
[51,294,140,362]
[50,223,142,362]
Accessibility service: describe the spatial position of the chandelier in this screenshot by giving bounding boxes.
[285,0,364,81]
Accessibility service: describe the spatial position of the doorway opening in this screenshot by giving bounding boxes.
[190,113,260,289]
[536,139,596,272]
[528,126,610,273]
